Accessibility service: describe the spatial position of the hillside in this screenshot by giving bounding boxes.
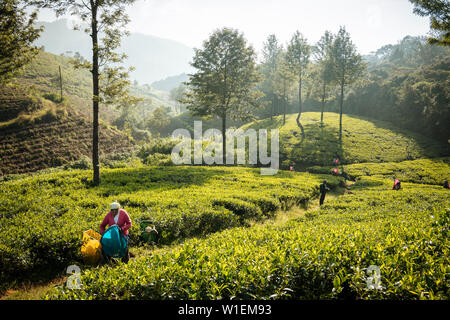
[241,112,449,169]
[0,165,339,293]
[151,73,189,92]
[0,85,133,176]
[11,50,175,122]
[34,19,194,85]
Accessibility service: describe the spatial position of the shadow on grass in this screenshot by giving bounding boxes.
[90,165,231,196]
[345,113,450,158]
[285,123,344,170]
[244,116,284,130]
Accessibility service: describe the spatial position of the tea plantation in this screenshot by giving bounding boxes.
[0,165,338,293]
[43,162,449,300]
[1,158,448,300]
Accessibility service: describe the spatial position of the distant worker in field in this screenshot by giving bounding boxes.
[444,180,449,189]
[393,178,401,191]
[334,157,339,166]
[319,180,330,206]
[332,156,340,177]
[100,202,132,263]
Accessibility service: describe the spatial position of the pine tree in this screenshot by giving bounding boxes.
[313,30,334,125]
[329,27,366,148]
[409,0,450,46]
[260,34,282,120]
[273,51,295,126]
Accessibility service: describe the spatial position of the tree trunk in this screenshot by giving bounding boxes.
[282,84,286,125]
[59,65,63,103]
[321,78,326,125]
[296,76,305,140]
[221,112,226,164]
[339,76,344,147]
[91,3,100,186]
[275,96,279,116]
[270,94,274,121]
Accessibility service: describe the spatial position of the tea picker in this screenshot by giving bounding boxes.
[99,202,132,263]
[139,217,159,245]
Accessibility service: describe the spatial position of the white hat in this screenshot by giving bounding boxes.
[110,202,120,210]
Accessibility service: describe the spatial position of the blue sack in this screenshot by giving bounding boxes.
[100,225,128,258]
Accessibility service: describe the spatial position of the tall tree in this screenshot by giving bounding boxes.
[260,34,282,120]
[146,106,171,137]
[409,0,450,46]
[30,0,138,185]
[286,31,310,140]
[329,26,366,147]
[183,28,264,163]
[313,30,334,125]
[0,0,42,83]
[170,83,187,114]
[274,51,295,125]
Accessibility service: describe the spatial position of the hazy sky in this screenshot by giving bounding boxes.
[36,0,430,58]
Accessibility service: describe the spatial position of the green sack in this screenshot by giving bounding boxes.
[140,218,158,244]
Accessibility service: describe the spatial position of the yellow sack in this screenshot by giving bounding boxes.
[81,229,102,265]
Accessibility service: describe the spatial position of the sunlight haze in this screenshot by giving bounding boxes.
[35,0,430,57]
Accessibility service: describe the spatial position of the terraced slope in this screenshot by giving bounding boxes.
[0,86,133,175]
[13,51,174,120]
[0,86,42,122]
[41,161,449,300]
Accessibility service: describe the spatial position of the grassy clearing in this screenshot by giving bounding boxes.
[308,157,450,186]
[241,112,448,168]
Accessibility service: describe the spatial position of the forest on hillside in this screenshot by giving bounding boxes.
[113,33,450,150]
[164,34,450,143]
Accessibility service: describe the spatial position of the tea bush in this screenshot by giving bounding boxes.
[0,165,334,290]
[343,157,450,185]
[45,183,449,300]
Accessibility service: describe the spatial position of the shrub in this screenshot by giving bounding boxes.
[144,153,173,166]
[45,184,449,300]
[64,156,92,170]
[0,166,327,290]
[42,92,63,103]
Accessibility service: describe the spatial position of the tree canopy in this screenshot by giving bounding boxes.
[329,26,366,146]
[0,0,42,83]
[409,0,450,46]
[183,27,264,162]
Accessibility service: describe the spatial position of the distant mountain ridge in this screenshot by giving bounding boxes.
[151,73,189,92]
[33,19,194,85]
